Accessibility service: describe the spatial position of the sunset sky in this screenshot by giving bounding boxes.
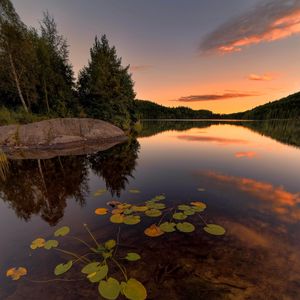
[13,0,300,113]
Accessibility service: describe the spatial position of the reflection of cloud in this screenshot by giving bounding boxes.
[130,65,152,72]
[248,74,274,81]
[235,151,257,158]
[173,92,259,102]
[205,171,300,222]
[178,135,248,146]
[200,0,300,54]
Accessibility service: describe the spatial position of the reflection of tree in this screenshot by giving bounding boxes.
[0,156,89,226]
[89,138,140,196]
[0,138,140,225]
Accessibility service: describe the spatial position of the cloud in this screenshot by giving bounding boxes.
[177,135,248,145]
[235,151,257,158]
[130,65,152,72]
[203,171,300,223]
[174,91,259,102]
[248,73,274,81]
[200,0,300,54]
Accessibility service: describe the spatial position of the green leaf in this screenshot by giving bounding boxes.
[123,209,133,215]
[44,240,59,250]
[203,224,226,236]
[129,189,140,194]
[172,212,187,220]
[176,222,195,233]
[54,226,70,237]
[177,205,191,211]
[102,250,113,259]
[54,260,73,276]
[146,202,166,210]
[123,278,147,300]
[124,215,141,225]
[88,265,109,283]
[110,214,124,224]
[125,253,141,261]
[105,239,116,249]
[183,209,195,216]
[159,222,176,233]
[145,209,162,217]
[81,262,102,274]
[153,195,166,201]
[98,277,121,300]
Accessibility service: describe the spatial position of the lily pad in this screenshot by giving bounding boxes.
[98,277,120,300]
[131,205,148,212]
[122,278,147,300]
[54,226,70,237]
[6,267,27,281]
[203,224,226,236]
[123,209,133,215]
[125,253,141,261]
[54,260,73,276]
[176,222,195,233]
[183,209,195,216]
[172,212,187,220]
[145,209,162,217]
[124,215,141,225]
[153,195,166,201]
[110,214,124,224]
[144,224,164,237]
[117,204,132,210]
[95,208,108,215]
[81,262,102,274]
[190,202,207,211]
[112,208,124,215]
[177,204,191,211]
[105,239,116,249]
[129,189,140,194]
[44,240,59,250]
[159,222,176,233]
[87,265,109,283]
[30,238,45,250]
[146,202,166,210]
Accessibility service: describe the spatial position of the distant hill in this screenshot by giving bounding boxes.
[135,100,214,119]
[136,92,300,120]
[225,92,300,120]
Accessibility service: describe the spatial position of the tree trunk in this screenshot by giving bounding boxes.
[8,52,29,112]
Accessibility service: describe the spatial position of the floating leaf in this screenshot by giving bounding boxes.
[176,222,195,233]
[44,240,59,250]
[123,209,133,215]
[190,202,207,211]
[95,208,108,215]
[129,189,140,194]
[88,265,109,283]
[110,214,124,224]
[153,195,166,201]
[203,224,226,236]
[131,206,148,212]
[112,208,124,215]
[98,277,120,300]
[183,209,195,216]
[146,202,166,210]
[145,209,162,217]
[54,260,73,276]
[172,212,187,220]
[159,222,176,233]
[102,250,113,259]
[125,253,141,261]
[105,239,116,249]
[144,224,164,237]
[54,226,70,237]
[124,215,141,225]
[177,204,191,211]
[122,278,147,300]
[6,267,27,281]
[30,238,45,250]
[82,262,102,274]
[93,188,107,197]
[118,204,132,210]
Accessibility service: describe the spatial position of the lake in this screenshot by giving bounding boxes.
[1,120,300,300]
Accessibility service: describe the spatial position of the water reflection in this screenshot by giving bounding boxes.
[0,139,139,225]
[0,151,9,180]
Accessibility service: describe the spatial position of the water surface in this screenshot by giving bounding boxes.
[1,120,300,300]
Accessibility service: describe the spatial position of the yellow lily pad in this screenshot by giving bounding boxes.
[144,224,164,237]
[203,224,226,236]
[122,278,147,300]
[6,267,27,281]
[95,208,108,215]
[110,214,124,224]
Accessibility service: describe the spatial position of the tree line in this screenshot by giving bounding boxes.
[0,0,137,128]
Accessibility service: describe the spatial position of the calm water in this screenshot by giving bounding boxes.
[1,120,300,299]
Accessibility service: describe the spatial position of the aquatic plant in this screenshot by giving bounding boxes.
[7,191,225,300]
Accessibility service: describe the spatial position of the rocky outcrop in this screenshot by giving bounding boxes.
[0,118,127,158]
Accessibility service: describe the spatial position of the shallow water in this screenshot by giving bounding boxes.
[1,120,300,300]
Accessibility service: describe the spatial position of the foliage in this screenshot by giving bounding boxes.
[77,35,137,129]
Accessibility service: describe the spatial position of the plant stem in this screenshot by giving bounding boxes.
[67,235,93,250]
[198,214,208,226]
[83,224,100,248]
[27,278,85,283]
[113,226,121,257]
[55,248,91,263]
[112,258,128,281]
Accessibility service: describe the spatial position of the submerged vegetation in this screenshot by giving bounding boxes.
[6,191,225,299]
